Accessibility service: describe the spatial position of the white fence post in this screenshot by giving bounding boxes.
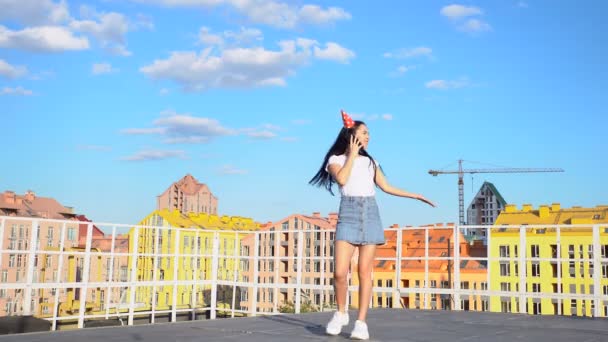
[105,226,117,320]
[251,233,259,316]
[556,226,562,315]
[77,222,94,328]
[172,229,180,322]
[23,219,39,317]
[486,226,492,312]
[151,226,160,324]
[395,229,402,308]
[453,225,461,311]
[128,227,139,326]
[230,232,239,318]
[593,225,601,317]
[210,231,220,319]
[518,226,527,314]
[273,231,280,313]
[295,230,304,313]
[424,228,429,309]
[51,222,67,330]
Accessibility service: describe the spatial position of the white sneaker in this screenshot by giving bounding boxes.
[326,311,349,336]
[350,320,369,340]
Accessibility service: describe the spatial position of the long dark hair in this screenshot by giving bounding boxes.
[309,120,378,195]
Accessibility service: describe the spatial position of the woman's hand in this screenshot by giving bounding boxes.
[348,135,363,157]
[415,194,436,207]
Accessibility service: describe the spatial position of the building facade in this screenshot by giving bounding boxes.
[132,209,260,314]
[157,174,218,215]
[466,182,507,238]
[490,203,608,317]
[239,212,338,313]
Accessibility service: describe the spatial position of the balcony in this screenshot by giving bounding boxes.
[0,215,607,339]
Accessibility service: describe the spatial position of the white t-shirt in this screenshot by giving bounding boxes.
[325,154,378,196]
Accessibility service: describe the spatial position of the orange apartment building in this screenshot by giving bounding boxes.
[364,224,488,311]
[239,212,337,313]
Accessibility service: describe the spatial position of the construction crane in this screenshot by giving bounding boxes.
[429,159,564,225]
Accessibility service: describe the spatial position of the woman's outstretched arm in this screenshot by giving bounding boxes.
[375,168,436,207]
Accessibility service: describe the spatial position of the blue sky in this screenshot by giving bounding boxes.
[2,0,607,227]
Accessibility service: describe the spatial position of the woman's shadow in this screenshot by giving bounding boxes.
[261,313,348,339]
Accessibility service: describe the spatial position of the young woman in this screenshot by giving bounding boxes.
[309,110,435,340]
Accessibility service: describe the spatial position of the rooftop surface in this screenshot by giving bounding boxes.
[1,309,607,342]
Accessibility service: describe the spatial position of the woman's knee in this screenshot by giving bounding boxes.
[334,268,349,282]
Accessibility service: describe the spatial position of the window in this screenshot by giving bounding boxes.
[499,246,510,258]
[532,263,540,277]
[500,282,511,292]
[501,300,511,313]
[532,283,541,292]
[500,263,510,276]
[8,255,15,268]
[67,228,76,241]
[533,302,542,315]
[1,271,7,282]
[531,245,539,258]
[481,282,488,291]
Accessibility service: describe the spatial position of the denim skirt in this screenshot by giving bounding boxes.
[336,196,385,245]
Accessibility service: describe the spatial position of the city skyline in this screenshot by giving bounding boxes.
[2,1,607,226]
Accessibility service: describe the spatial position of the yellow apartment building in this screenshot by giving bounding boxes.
[131,209,260,314]
[490,203,608,317]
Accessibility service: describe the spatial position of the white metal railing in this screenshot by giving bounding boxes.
[0,216,606,332]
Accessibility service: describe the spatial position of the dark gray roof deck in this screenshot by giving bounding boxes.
[0,309,607,342]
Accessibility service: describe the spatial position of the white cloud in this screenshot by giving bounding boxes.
[313,42,355,63]
[298,5,351,25]
[135,0,350,29]
[0,25,89,52]
[121,149,187,161]
[1,86,33,95]
[0,59,27,79]
[198,26,224,46]
[390,65,414,77]
[425,79,470,90]
[517,1,529,8]
[440,4,483,19]
[281,137,298,142]
[123,111,236,144]
[459,18,492,33]
[140,39,353,91]
[92,62,117,75]
[0,0,71,25]
[381,114,393,121]
[159,88,170,95]
[133,13,155,30]
[440,4,491,34]
[223,27,263,46]
[220,165,248,175]
[70,12,131,56]
[383,47,432,59]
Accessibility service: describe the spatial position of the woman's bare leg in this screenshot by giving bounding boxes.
[356,244,377,321]
[334,240,356,312]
